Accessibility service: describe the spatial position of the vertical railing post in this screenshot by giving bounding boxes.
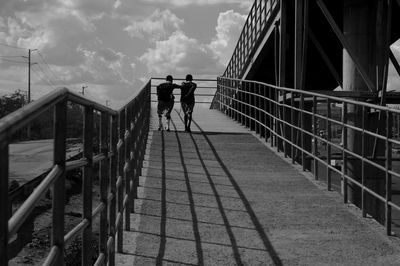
[385,110,392,235]
[53,101,67,265]
[0,141,9,265]
[99,112,109,263]
[312,96,318,179]
[108,115,118,266]
[256,83,260,134]
[361,106,366,216]
[240,82,245,125]
[300,93,305,170]
[291,91,295,163]
[131,103,139,201]
[82,106,94,265]
[124,106,132,231]
[117,109,126,252]
[283,91,287,157]
[327,98,332,191]
[343,103,348,203]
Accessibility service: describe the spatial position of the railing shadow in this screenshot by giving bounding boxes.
[168,110,283,266]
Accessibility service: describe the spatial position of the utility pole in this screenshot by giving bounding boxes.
[23,49,37,140]
[25,49,38,103]
[82,86,88,95]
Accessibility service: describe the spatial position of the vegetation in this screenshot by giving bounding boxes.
[0,90,85,141]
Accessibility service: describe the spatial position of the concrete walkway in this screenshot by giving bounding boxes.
[116,107,400,265]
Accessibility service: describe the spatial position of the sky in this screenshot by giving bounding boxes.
[0,0,253,108]
[0,0,399,109]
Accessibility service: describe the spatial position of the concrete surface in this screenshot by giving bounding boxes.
[9,139,81,184]
[115,107,400,265]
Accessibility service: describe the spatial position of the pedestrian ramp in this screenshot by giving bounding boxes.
[116,106,400,265]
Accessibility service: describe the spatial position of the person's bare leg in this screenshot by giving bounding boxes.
[158,115,162,130]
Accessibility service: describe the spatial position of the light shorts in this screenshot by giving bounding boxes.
[181,101,195,115]
[157,100,174,118]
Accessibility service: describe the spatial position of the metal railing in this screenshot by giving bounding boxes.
[150,77,217,105]
[224,0,280,78]
[215,76,400,236]
[0,80,151,265]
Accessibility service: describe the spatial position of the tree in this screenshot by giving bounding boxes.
[0,90,27,118]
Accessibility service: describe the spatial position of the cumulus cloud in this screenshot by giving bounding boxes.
[140,0,253,7]
[124,9,183,42]
[209,10,246,65]
[140,30,223,75]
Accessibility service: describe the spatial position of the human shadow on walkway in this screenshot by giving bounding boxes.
[174,110,283,266]
[155,130,167,265]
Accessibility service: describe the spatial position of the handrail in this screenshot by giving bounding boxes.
[150,77,217,105]
[0,80,151,265]
[215,76,400,237]
[223,0,280,79]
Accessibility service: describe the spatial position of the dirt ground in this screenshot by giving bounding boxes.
[8,171,101,266]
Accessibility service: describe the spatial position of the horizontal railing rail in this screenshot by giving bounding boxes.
[215,76,400,236]
[0,80,151,265]
[223,0,280,79]
[150,77,217,105]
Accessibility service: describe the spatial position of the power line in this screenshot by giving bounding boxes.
[36,51,68,87]
[0,55,25,58]
[31,67,57,89]
[32,64,58,87]
[0,42,28,50]
[0,57,27,64]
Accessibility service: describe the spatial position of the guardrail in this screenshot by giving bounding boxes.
[224,0,280,78]
[150,77,217,105]
[215,76,400,236]
[0,80,151,265]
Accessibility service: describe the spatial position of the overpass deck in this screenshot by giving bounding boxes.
[116,106,400,265]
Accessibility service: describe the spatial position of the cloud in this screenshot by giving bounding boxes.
[139,30,223,76]
[124,9,183,42]
[208,10,246,65]
[139,0,253,7]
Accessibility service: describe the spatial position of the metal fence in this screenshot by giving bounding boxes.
[224,0,280,78]
[151,77,217,106]
[214,76,400,236]
[0,80,151,265]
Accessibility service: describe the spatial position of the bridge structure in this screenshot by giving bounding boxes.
[2,0,400,265]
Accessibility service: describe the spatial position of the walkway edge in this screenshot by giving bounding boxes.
[248,130,400,250]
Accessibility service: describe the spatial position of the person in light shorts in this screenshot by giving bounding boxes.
[180,74,197,132]
[157,75,180,131]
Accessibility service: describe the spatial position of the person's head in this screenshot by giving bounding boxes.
[186,74,193,82]
[166,75,173,83]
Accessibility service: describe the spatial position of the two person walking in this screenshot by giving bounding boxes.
[156,74,196,132]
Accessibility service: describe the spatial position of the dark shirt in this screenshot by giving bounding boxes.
[157,82,180,101]
[180,81,196,103]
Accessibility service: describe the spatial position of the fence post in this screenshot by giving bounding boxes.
[117,109,126,252]
[385,110,392,235]
[108,115,118,266]
[342,103,348,203]
[301,93,305,170]
[0,141,9,265]
[312,96,318,179]
[99,112,109,263]
[82,106,94,265]
[125,106,132,231]
[53,101,67,265]
[326,98,332,191]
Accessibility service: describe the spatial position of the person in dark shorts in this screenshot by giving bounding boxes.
[180,74,197,132]
[157,75,180,131]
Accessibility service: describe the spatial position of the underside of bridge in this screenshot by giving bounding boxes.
[244,0,400,93]
[225,0,400,225]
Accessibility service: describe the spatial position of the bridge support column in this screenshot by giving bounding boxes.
[343,0,389,224]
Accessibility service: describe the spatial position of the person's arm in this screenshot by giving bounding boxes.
[184,83,196,98]
[156,85,160,96]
